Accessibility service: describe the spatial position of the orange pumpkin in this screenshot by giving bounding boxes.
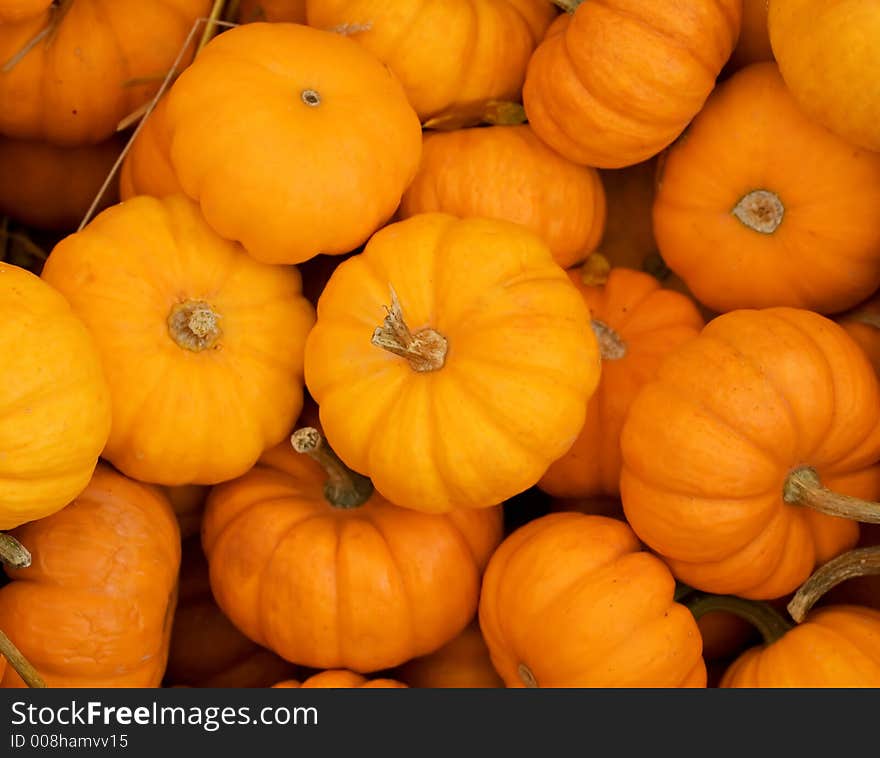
[396,622,503,689]
[728,0,773,71]
[273,671,407,689]
[621,307,880,600]
[0,1,211,145]
[538,266,704,498]
[399,124,606,269]
[306,1,556,124]
[41,194,315,486]
[0,262,111,531]
[165,538,297,688]
[160,22,422,265]
[522,1,742,168]
[0,1,51,23]
[0,464,180,687]
[479,512,706,687]
[203,428,504,672]
[838,296,880,380]
[653,63,880,315]
[162,486,208,540]
[305,213,600,513]
[118,94,183,202]
[238,0,305,23]
[768,0,880,152]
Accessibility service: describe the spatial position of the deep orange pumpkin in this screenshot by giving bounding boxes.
[273,671,407,689]
[118,94,183,202]
[0,1,51,23]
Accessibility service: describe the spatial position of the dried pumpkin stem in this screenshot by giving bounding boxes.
[784,467,880,523]
[371,286,448,373]
[580,253,610,286]
[685,591,793,645]
[787,546,880,623]
[552,0,584,12]
[291,427,374,509]
[0,534,30,569]
[0,628,46,688]
[591,320,627,360]
[732,189,784,234]
[421,100,527,131]
[517,663,538,688]
[168,300,222,352]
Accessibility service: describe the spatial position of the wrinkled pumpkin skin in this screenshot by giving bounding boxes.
[238,0,305,23]
[621,307,880,599]
[203,440,504,672]
[479,512,706,687]
[0,262,111,531]
[0,464,180,687]
[273,671,407,689]
[0,1,211,145]
[400,125,606,269]
[523,1,742,168]
[41,194,315,486]
[306,1,556,123]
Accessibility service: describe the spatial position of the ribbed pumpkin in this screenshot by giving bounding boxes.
[0,0,51,23]
[523,0,742,168]
[273,671,407,689]
[306,1,556,123]
[479,512,706,687]
[0,262,111,532]
[305,213,600,513]
[728,0,773,71]
[41,194,316,486]
[118,94,182,202]
[621,307,880,600]
[0,464,180,687]
[653,63,880,315]
[768,0,880,152]
[238,0,305,23]
[0,1,211,145]
[203,429,504,672]
[838,296,880,380]
[399,124,606,269]
[160,22,422,265]
[538,266,704,498]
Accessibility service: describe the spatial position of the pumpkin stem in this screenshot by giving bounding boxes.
[517,663,538,688]
[591,320,627,361]
[421,100,527,131]
[843,308,880,331]
[1,0,73,73]
[371,286,448,373]
[732,190,784,234]
[580,253,610,286]
[685,592,793,645]
[783,467,880,523]
[291,427,374,509]
[0,533,30,569]
[787,546,880,623]
[552,0,584,12]
[168,300,222,352]
[0,628,46,688]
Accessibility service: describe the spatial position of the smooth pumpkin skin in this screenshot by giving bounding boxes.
[164,538,297,688]
[399,125,606,269]
[728,0,773,70]
[203,440,504,672]
[119,94,183,202]
[305,213,600,513]
[722,606,880,687]
[620,307,880,600]
[0,1,211,146]
[396,622,503,689]
[0,262,111,530]
[162,22,422,266]
[41,194,316,486]
[0,464,180,687]
[838,296,880,380]
[0,1,51,24]
[769,0,880,152]
[523,1,741,168]
[238,0,305,22]
[273,671,407,689]
[479,512,707,688]
[539,268,704,498]
[306,1,556,123]
[653,63,880,315]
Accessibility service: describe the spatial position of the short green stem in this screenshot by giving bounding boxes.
[291,428,373,509]
[685,592,793,646]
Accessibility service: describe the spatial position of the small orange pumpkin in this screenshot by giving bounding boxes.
[118,94,183,202]
[838,296,880,380]
[238,0,305,23]
[273,671,407,689]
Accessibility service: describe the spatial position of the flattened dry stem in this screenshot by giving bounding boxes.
[371,286,448,373]
[0,628,46,688]
[732,189,784,234]
[0,533,30,569]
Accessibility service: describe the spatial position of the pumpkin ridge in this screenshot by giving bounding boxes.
[814,608,880,669]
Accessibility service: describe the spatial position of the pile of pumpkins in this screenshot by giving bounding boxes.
[1,0,879,690]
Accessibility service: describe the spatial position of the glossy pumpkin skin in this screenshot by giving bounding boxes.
[306,1,556,123]
[238,0,305,22]
[41,194,316,486]
[0,262,111,531]
[769,0,880,153]
[273,671,407,689]
[396,622,503,688]
[621,308,880,600]
[0,1,211,146]
[0,0,51,23]
[722,606,880,687]
[164,538,297,688]
[399,125,606,269]
[838,296,880,380]
[539,268,704,498]
[728,0,773,70]
[203,440,504,672]
[119,94,183,202]
[0,464,180,687]
[523,1,741,168]
[305,213,600,514]
[162,22,422,265]
[479,513,706,687]
[653,63,880,315]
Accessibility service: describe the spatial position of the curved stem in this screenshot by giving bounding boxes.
[0,534,31,569]
[784,467,880,523]
[0,629,46,688]
[685,591,793,645]
[787,546,880,623]
[371,286,447,373]
[291,428,373,509]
